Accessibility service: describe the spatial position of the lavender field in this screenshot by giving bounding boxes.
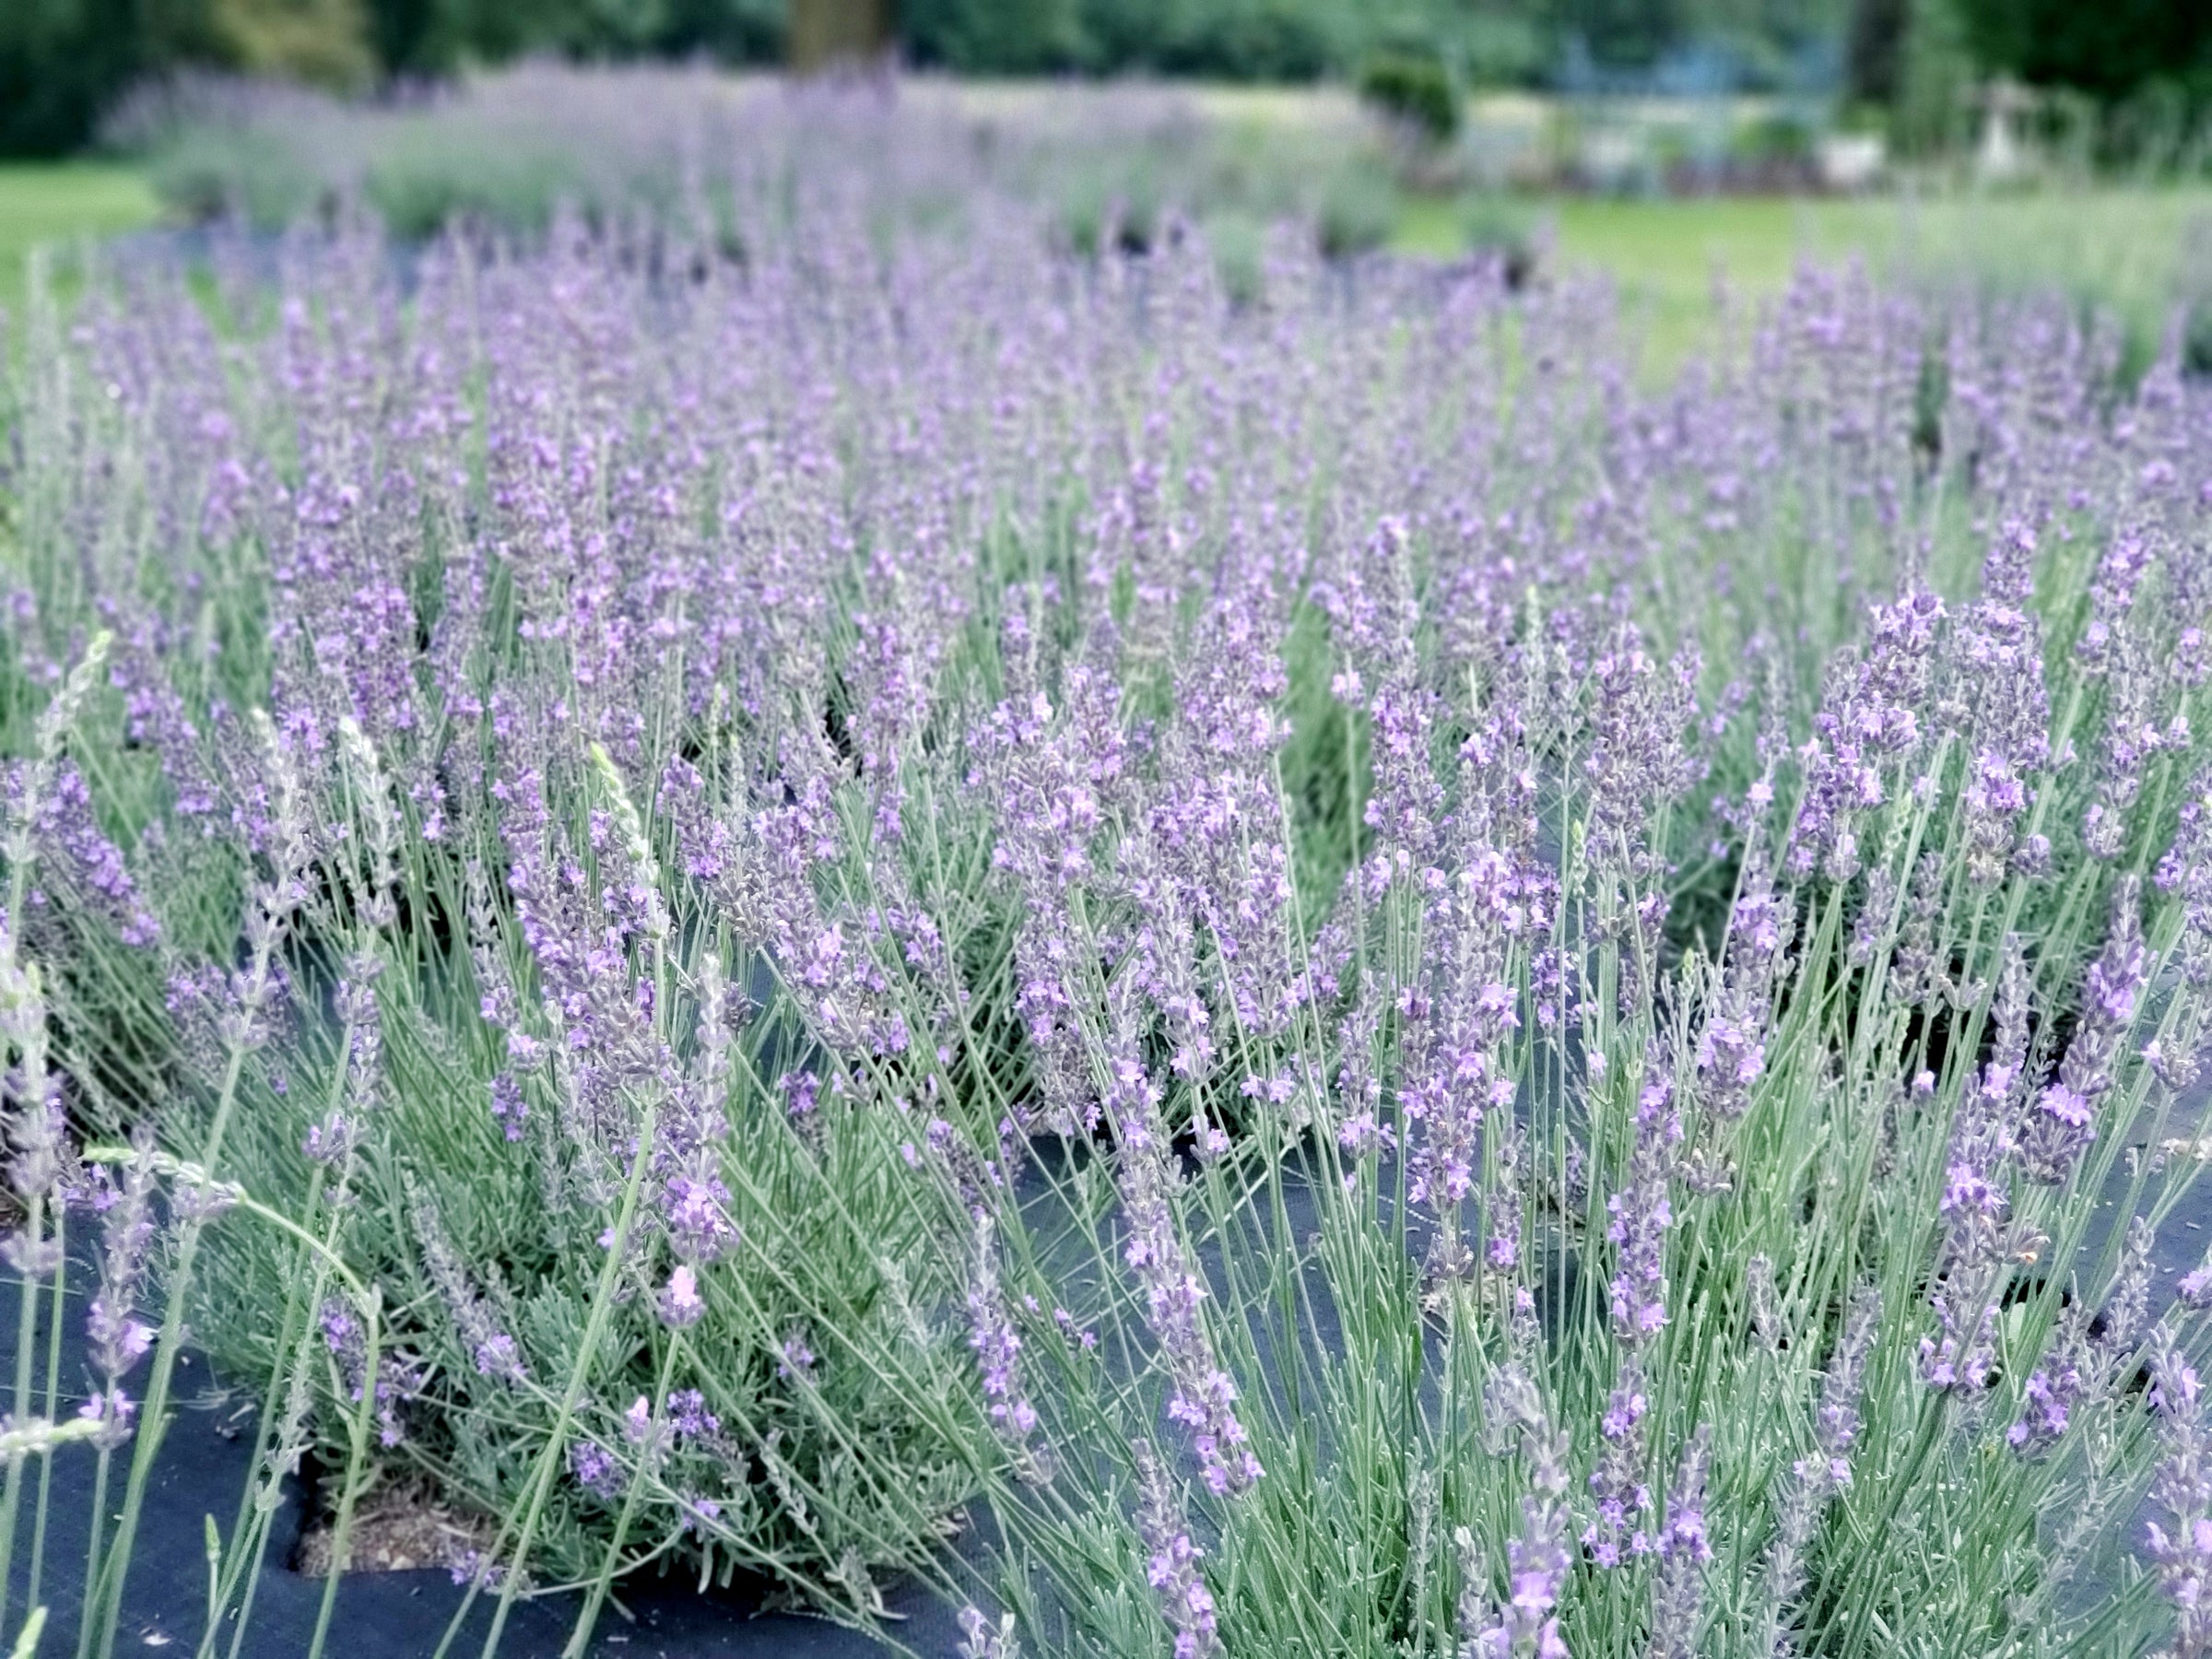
[2,77,2212,1659]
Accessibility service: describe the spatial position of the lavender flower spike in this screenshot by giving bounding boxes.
[1466,1368,1571,1659]
[1106,1005,1261,1496]
[1647,1425,1715,1659]
[2145,1325,2212,1658]
[1583,1358,1653,1568]
[2018,877,2148,1185]
[1133,1439,1222,1659]
[77,1134,159,1450]
[1766,1286,1879,1644]
[967,1213,1051,1482]
[957,1606,1021,1659]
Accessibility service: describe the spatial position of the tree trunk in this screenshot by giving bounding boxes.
[788,0,893,73]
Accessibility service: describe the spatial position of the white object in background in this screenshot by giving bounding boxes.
[1582,128,1643,186]
[1976,78,2033,182]
[1818,133,1886,190]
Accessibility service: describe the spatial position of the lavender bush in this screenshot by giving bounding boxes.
[2,88,2212,1659]
[111,65,1389,261]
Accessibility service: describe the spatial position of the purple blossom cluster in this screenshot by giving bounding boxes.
[1605,1066,1684,1345]
[1923,941,2034,1394]
[74,1138,159,1450]
[1133,1438,1221,1659]
[10,762,160,947]
[1105,1009,1261,1498]
[1465,1370,1572,1659]
[1763,1285,1880,1631]
[2009,1220,2152,1456]
[965,1216,1051,1481]
[1646,1425,1714,1659]
[2147,1328,2212,1655]
[2018,882,2149,1185]
[1788,587,1941,882]
[8,94,2212,1657]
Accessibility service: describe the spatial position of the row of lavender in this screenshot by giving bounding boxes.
[2,181,2210,1659]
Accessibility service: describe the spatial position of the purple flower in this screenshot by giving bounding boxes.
[1605,1065,1681,1346]
[2145,1326,2212,1656]
[416,1197,525,1387]
[489,1072,528,1142]
[76,1136,159,1451]
[1786,586,1941,881]
[663,1167,737,1264]
[659,1264,705,1328]
[2010,1219,2152,1457]
[447,1549,505,1592]
[1465,1371,1571,1659]
[1583,1359,1653,1568]
[2018,880,2147,1185]
[956,1606,1020,1659]
[1132,1439,1221,1659]
[1103,1002,1260,1497]
[1766,1286,1879,1635]
[2180,1251,2212,1312]
[1947,522,2053,887]
[571,1441,623,1504]
[11,761,162,947]
[1924,940,2030,1394]
[667,1388,719,1440]
[1648,1425,1714,1659]
[967,1214,1050,1480]
[319,1295,419,1449]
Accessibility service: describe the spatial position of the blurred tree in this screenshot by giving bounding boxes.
[906,0,1086,72]
[1554,0,1687,70]
[1889,0,1971,150]
[1845,0,1905,103]
[1359,47,1462,141]
[211,0,375,84]
[661,0,784,63]
[0,0,229,154]
[5,0,1922,155]
[363,0,441,71]
[366,0,780,72]
[1454,2,1547,86]
[1085,0,1346,80]
[790,0,893,68]
[1953,0,2212,105]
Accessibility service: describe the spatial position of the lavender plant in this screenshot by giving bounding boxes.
[1,93,2211,1659]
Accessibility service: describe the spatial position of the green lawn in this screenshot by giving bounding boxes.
[0,163,162,315]
[1403,186,2212,376]
[1,155,2204,382]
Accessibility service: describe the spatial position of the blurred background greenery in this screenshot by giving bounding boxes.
[3,0,2209,386]
[4,0,2207,158]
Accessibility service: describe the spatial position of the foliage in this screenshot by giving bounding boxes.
[1358,49,1462,144]
[0,0,206,157]
[6,74,2212,1659]
[1954,0,2212,109]
[6,0,1884,159]
[207,0,377,86]
[119,68,1422,265]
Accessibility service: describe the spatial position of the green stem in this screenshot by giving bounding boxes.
[305,1296,381,1659]
[475,1098,661,1659]
[90,917,281,1659]
[0,1194,46,1633]
[27,1208,65,1615]
[203,1166,326,1659]
[563,1332,686,1658]
[71,1451,109,1659]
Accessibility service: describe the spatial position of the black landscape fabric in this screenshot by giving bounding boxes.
[0,1273,961,1658]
